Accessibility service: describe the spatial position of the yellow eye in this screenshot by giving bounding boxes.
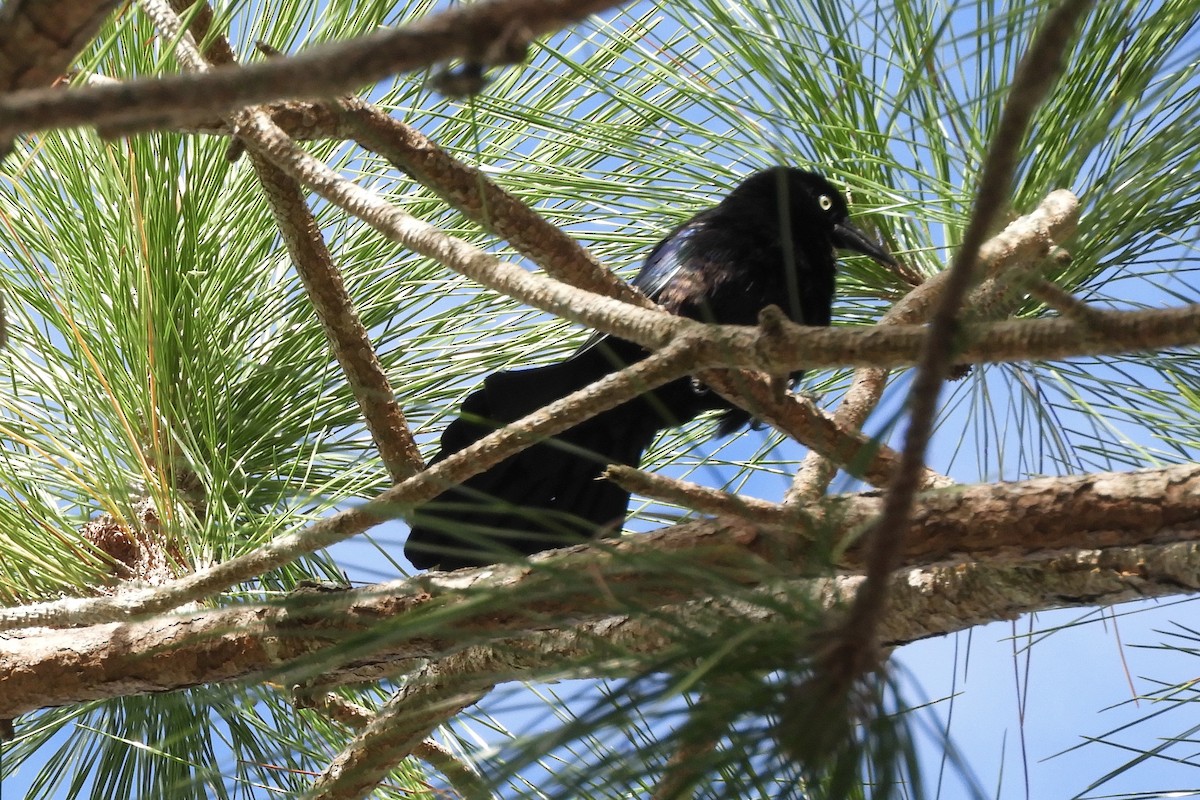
[818,195,833,211]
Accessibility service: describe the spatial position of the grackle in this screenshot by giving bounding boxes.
[405,167,896,570]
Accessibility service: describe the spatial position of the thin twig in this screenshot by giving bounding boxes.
[731,299,1199,373]
[1028,278,1113,329]
[699,368,951,491]
[249,154,425,480]
[0,0,629,145]
[605,465,795,527]
[144,0,423,480]
[965,244,1074,322]
[788,188,1079,502]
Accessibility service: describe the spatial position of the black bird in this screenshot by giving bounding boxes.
[406,168,896,570]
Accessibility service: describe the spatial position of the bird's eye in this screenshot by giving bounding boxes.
[818,194,833,211]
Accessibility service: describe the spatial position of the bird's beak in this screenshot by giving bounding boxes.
[832,220,897,268]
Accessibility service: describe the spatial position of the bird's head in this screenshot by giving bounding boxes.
[726,167,897,269]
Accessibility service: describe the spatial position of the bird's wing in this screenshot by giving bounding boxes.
[630,218,702,301]
[573,218,703,356]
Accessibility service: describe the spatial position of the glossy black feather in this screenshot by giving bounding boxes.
[405,168,895,570]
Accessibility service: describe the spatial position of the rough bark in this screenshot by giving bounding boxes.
[3,464,1198,719]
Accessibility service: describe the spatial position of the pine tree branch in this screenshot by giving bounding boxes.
[788,188,1079,501]
[333,96,647,306]
[3,462,1199,718]
[0,338,701,630]
[0,0,119,91]
[304,656,496,800]
[139,0,425,481]
[248,154,425,481]
[698,364,952,491]
[354,538,1200,710]
[302,687,495,796]
[803,0,1095,724]
[604,465,791,527]
[0,0,629,147]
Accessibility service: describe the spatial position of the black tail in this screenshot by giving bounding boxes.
[405,346,675,570]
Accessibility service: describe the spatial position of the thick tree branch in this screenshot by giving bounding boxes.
[3,463,1198,718]
[329,539,1200,704]
[0,0,118,91]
